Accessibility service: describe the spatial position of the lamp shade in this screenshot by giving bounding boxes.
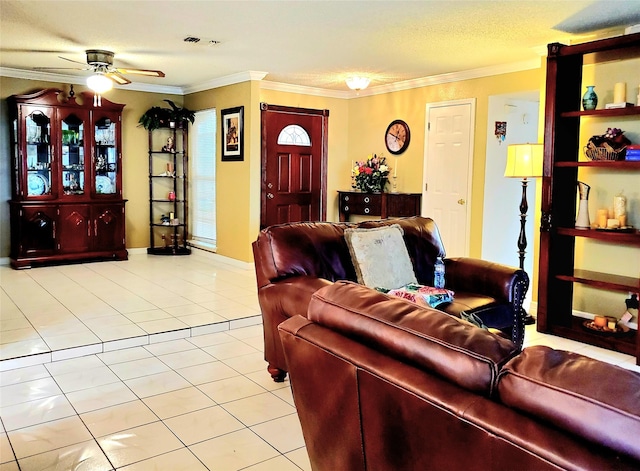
[86,74,113,94]
[504,143,543,178]
[345,76,370,91]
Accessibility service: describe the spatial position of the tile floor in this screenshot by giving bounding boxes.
[1,250,638,470]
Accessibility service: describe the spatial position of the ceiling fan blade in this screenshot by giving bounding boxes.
[58,55,90,66]
[33,66,87,71]
[106,72,131,85]
[115,67,165,78]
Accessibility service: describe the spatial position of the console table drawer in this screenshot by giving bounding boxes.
[340,193,382,216]
[338,191,421,222]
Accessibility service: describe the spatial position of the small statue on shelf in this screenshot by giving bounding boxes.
[162,136,175,152]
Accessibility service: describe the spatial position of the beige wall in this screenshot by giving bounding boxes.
[184,82,256,261]
[1,68,543,267]
[347,68,543,257]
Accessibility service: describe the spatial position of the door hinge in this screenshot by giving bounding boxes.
[428,122,431,131]
[425,183,428,192]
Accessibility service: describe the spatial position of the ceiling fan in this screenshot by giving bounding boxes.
[35,49,165,86]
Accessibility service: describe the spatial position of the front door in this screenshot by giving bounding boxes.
[260,103,328,228]
[423,99,475,257]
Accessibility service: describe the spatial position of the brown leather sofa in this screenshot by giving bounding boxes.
[279,281,640,471]
[253,216,529,381]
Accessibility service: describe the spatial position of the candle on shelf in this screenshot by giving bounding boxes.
[614,193,627,226]
[613,82,626,103]
[394,157,398,178]
[597,209,608,228]
[607,218,620,229]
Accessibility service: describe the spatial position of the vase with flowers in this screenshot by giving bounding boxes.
[352,153,391,193]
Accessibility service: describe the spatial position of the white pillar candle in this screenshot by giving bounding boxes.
[394,157,398,178]
[613,82,626,103]
[613,194,626,219]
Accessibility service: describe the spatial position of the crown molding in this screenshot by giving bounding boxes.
[360,59,542,96]
[259,59,541,99]
[183,71,268,94]
[259,80,351,99]
[3,59,542,99]
[0,67,183,95]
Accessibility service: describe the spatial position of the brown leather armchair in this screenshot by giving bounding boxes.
[253,216,529,381]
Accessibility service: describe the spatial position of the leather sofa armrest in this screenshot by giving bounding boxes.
[445,257,528,304]
[498,346,640,462]
[445,258,529,348]
[258,275,334,379]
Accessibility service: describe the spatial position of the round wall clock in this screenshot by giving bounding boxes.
[385,119,410,155]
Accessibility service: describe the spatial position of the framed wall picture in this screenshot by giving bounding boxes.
[221,106,244,161]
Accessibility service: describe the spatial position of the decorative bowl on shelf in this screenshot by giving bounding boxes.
[582,320,631,336]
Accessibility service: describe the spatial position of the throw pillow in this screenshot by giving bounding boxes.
[344,224,417,289]
[378,283,454,308]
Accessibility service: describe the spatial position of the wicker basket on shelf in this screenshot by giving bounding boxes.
[585,128,630,161]
[584,145,627,161]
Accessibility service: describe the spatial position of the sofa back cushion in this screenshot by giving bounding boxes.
[254,216,446,287]
[498,346,640,461]
[255,221,357,283]
[308,281,518,395]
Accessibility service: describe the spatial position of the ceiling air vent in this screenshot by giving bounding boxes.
[183,36,201,43]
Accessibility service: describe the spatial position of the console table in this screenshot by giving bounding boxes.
[338,191,421,222]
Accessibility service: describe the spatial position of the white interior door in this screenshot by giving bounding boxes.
[423,100,475,257]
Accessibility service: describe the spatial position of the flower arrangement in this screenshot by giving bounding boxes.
[351,153,391,193]
[585,127,631,160]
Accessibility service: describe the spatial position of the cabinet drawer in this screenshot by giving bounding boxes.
[340,193,382,215]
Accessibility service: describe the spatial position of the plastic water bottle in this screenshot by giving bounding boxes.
[434,256,446,289]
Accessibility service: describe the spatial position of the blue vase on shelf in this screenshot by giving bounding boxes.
[582,86,598,110]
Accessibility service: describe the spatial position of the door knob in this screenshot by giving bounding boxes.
[267,183,273,189]
[267,193,274,199]
[457,199,466,205]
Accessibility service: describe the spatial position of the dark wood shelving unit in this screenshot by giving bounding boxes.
[556,269,640,292]
[537,32,640,365]
[556,227,640,246]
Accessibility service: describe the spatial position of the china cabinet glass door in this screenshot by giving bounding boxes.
[25,109,52,197]
[94,115,118,195]
[60,112,86,196]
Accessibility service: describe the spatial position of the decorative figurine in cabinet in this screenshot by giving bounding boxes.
[8,88,127,268]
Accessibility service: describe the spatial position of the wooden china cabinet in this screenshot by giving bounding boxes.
[8,88,127,268]
[537,33,640,364]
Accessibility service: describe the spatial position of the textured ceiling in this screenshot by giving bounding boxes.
[1,0,639,93]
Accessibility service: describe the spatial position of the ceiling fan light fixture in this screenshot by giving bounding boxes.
[345,76,370,91]
[86,73,113,94]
